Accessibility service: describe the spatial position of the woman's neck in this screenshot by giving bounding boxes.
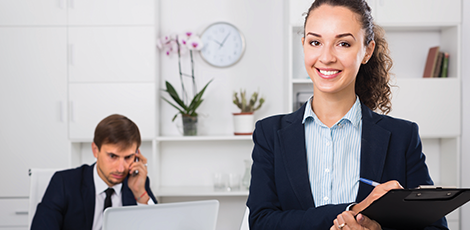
[311,91,357,128]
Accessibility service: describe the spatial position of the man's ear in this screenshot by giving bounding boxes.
[92,142,99,158]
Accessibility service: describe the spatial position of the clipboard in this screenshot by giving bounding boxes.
[361,188,470,229]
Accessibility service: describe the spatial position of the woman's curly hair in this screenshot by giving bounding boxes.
[304,0,394,114]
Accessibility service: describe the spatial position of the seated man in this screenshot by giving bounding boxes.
[31,114,157,230]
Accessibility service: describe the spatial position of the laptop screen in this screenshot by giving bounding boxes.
[103,200,219,230]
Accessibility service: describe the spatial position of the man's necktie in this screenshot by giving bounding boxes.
[103,188,115,211]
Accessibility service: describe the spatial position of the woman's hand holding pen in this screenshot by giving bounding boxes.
[331,180,403,230]
[128,149,150,204]
[352,180,403,213]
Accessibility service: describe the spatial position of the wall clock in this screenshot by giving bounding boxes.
[200,22,246,68]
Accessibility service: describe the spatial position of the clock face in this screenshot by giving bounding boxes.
[200,22,245,67]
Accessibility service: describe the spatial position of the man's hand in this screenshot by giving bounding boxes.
[128,149,150,204]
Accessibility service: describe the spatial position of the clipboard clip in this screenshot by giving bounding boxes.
[406,187,461,201]
[416,185,457,189]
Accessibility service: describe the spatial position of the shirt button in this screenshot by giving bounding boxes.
[325,168,330,173]
[323,196,329,201]
[326,142,330,146]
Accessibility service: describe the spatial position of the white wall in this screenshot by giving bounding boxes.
[461,0,470,229]
[157,1,287,229]
[158,0,287,136]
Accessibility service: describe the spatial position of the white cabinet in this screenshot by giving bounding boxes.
[155,136,253,194]
[67,0,155,26]
[68,27,155,83]
[289,0,313,25]
[66,2,156,141]
[69,83,156,140]
[389,78,460,138]
[288,0,376,25]
[0,27,70,197]
[0,0,67,26]
[0,1,156,227]
[0,0,155,26]
[0,198,29,229]
[374,0,461,25]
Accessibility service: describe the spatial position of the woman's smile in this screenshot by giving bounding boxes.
[316,68,342,79]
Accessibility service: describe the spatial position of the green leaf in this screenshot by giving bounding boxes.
[162,97,185,114]
[171,113,179,122]
[187,79,212,113]
[164,81,189,111]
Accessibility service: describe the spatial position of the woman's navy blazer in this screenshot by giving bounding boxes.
[247,102,448,230]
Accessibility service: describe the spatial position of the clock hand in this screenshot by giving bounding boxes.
[211,38,222,46]
[219,32,231,49]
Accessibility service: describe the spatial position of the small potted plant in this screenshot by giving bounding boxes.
[232,89,265,135]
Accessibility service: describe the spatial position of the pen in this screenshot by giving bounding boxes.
[360,178,380,187]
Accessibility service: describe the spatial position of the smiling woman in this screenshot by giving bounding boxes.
[246,0,448,230]
[302,4,374,125]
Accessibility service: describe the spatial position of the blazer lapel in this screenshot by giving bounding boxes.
[356,104,391,202]
[81,164,96,229]
[278,103,315,209]
[121,177,137,206]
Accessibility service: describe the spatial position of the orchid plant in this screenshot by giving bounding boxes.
[157,32,212,121]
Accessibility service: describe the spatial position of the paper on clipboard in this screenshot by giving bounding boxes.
[360,188,470,230]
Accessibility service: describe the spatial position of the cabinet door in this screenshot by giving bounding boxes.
[0,28,69,197]
[0,198,29,228]
[389,79,460,137]
[289,0,313,25]
[375,0,461,25]
[0,0,67,26]
[69,83,156,140]
[289,0,376,26]
[68,26,155,83]
[67,0,154,26]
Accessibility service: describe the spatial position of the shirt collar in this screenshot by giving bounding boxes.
[93,164,123,196]
[302,96,362,128]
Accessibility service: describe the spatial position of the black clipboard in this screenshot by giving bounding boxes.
[361,188,470,229]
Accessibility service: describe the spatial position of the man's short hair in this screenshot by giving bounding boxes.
[93,114,141,151]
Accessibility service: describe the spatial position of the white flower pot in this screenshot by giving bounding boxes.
[233,112,254,135]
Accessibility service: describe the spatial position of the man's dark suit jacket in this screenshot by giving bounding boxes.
[31,163,157,230]
[247,102,448,230]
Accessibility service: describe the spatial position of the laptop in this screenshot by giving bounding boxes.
[103,199,219,230]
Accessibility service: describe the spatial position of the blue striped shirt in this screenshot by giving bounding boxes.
[302,96,362,207]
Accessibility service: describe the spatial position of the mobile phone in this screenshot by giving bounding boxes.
[133,152,139,176]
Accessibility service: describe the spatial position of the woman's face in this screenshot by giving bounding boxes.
[302,4,374,97]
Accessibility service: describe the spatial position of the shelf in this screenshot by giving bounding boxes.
[155,186,249,197]
[71,136,252,143]
[70,138,155,143]
[379,23,459,30]
[292,77,459,85]
[156,135,252,142]
[289,22,460,29]
[292,78,311,84]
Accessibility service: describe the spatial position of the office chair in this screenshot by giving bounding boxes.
[28,168,61,228]
[240,206,249,230]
